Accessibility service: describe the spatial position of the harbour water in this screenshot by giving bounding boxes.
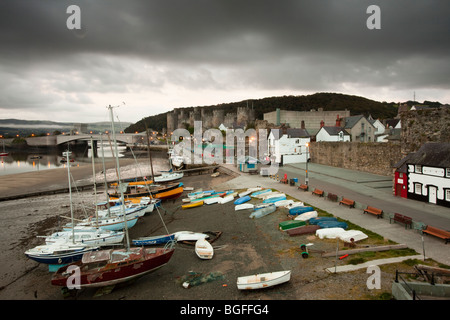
[0,143,127,176]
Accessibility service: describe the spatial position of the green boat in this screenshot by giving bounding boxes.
[279,220,306,231]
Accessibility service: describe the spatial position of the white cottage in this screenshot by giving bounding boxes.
[268,128,310,165]
[406,142,450,208]
[315,126,350,142]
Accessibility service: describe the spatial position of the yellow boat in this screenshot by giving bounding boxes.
[182,200,204,210]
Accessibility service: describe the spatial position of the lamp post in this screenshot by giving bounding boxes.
[305,142,309,186]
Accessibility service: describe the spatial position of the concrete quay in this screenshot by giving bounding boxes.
[218,163,450,267]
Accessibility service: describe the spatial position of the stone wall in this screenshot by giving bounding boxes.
[400,107,450,154]
[310,142,402,176]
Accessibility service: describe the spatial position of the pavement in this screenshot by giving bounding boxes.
[217,162,450,267]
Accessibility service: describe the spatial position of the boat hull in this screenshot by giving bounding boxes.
[249,204,276,219]
[132,234,175,246]
[279,220,306,231]
[51,247,175,288]
[24,247,97,265]
[237,270,291,290]
[154,186,184,200]
[195,239,214,260]
[182,200,204,209]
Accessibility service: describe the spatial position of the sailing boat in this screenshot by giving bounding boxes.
[24,150,99,266]
[0,140,8,156]
[51,105,175,288]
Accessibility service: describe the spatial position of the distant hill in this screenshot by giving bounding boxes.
[0,119,131,137]
[124,92,446,133]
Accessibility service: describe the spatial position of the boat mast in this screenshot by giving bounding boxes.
[90,136,99,227]
[100,134,111,217]
[65,147,75,245]
[108,105,131,251]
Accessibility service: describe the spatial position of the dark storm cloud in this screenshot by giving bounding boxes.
[0,0,449,121]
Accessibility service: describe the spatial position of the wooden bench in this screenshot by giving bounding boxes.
[422,225,450,244]
[312,188,324,197]
[298,184,308,191]
[389,213,412,229]
[363,206,383,219]
[339,197,355,208]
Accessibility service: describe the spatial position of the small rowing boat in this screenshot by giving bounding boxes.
[237,270,291,290]
[182,201,204,210]
[195,238,214,260]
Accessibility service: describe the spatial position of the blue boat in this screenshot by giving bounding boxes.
[317,221,348,229]
[263,195,286,203]
[132,234,175,246]
[234,195,251,205]
[251,189,272,197]
[288,206,315,216]
[309,217,338,225]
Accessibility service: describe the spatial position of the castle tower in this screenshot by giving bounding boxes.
[212,109,225,128]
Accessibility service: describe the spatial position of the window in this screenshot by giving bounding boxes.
[415,165,422,173]
[414,183,422,195]
[446,168,450,177]
[446,189,450,201]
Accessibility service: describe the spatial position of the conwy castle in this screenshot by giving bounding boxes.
[166,106,255,133]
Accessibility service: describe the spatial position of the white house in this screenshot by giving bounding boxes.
[315,126,350,142]
[268,128,310,165]
[405,142,450,208]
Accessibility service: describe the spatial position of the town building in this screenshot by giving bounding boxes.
[341,115,377,142]
[396,142,450,207]
[315,126,351,142]
[268,128,310,165]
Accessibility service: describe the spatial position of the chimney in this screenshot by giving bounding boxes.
[335,115,341,127]
[320,120,324,128]
[301,120,305,129]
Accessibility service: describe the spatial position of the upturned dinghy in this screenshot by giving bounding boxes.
[195,238,214,260]
[249,204,276,219]
[274,199,294,207]
[234,195,251,205]
[309,217,338,225]
[237,270,291,290]
[294,210,318,221]
[235,203,254,211]
[238,187,262,197]
[288,206,315,216]
[250,189,271,197]
[173,231,209,242]
[182,200,204,209]
[279,220,306,231]
[263,195,286,204]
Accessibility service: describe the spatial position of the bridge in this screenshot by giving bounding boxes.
[24,133,147,147]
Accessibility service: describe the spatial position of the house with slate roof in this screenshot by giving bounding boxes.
[268,128,310,165]
[342,115,377,142]
[316,126,351,142]
[402,142,450,207]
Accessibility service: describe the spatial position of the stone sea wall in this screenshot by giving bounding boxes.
[310,141,402,176]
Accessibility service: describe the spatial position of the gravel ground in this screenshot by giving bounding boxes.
[0,169,424,302]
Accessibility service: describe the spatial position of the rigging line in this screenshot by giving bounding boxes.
[114,115,153,193]
[115,114,170,235]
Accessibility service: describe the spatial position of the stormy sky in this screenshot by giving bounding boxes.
[0,1,449,124]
